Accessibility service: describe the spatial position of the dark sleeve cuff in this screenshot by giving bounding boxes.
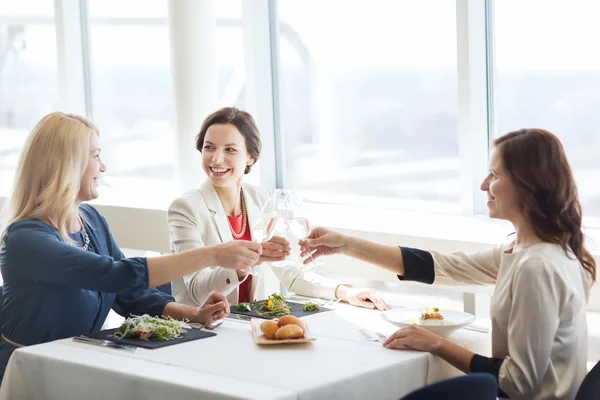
[470,354,510,398]
[114,288,175,318]
[397,247,435,284]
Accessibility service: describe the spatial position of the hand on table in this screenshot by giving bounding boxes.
[383,325,444,353]
[194,291,230,324]
[336,286,391,311]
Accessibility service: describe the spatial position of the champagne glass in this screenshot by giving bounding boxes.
[247,197,281,276]
[288,217,325,272]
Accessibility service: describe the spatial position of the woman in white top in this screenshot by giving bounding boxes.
[168,107,389,310]
[299,129,595,400]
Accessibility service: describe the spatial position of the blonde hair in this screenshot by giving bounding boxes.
[0,112,99,245]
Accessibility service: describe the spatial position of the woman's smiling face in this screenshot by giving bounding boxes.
[201,123,254,188]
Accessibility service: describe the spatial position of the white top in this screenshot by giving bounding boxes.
[431,242,591,400]
[168,180,344,306]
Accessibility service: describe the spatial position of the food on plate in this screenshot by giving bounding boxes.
[408,307,446,326]
[113,314,185,341]
[302,302,320,312]
[260,320,279,339]
[275,324,304,340]
[420,307,444,321]
[258,293,292,316]
[236,302,252,312]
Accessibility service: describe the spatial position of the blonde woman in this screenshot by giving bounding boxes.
[168,107,389,310]
[0,112,261,383]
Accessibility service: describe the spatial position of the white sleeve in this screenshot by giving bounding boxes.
[271,264,347,300]
[430,245,502,285]
[498,258,562,398]
[168,197,238,305]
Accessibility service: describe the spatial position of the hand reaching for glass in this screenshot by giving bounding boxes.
[212,241,262,270]
[236,236,290,279]
[298,227,348,264]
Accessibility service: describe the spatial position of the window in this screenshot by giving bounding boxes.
[216,0,244,107]
[277,0,460,213]
[87,0,246,201]
[493,1,600,220]
[88,0,175,194]
[0,1,58,187]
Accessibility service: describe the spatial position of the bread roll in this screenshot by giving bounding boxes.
[275,324,304,340]
[295,319,307,335]
[260,320,279,340]
[277,315,299,327]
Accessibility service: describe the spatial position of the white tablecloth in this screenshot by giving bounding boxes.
[0,305,490,400]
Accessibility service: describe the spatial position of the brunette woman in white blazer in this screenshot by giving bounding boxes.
[168,107,389,310]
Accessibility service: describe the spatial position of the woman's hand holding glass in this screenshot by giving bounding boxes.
[211,241,262,270]
[237,235,291,278]
[256,236,291,265]
[299,227,348,263]
[299,228,391,311]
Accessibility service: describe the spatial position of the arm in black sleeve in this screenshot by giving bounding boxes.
[397,246,435,284]
[470,354,510,398]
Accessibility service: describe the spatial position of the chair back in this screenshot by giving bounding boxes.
[575,359,600,400]
[401,373,498,400]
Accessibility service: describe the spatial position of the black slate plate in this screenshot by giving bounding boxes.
[230,300,332,320]
[84,328,216,349]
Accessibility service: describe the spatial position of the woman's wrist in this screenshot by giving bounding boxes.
[342,235,354,255]
[202,246,218,267]
[163,302,199,322]
[334,284,353,300]
[431,336,449,356]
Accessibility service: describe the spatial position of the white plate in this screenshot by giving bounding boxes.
[381,308,475,338]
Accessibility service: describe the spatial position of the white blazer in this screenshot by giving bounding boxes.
[168,180,342,306]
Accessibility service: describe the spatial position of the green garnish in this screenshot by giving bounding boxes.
[303,302,320,312]
[236,302,252,312]
[432,307,439,312]
[113,314,185,341]
[258,293,292,316]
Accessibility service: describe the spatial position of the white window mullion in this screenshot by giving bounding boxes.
[54,0,87,116]
[242,0,280,190]
[456,0,492,216]
[167,0,218,194]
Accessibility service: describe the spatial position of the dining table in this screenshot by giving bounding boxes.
[0,300,491,400]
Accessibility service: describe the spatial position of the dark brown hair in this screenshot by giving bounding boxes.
[195,107,261,174]
[494,128,596,282]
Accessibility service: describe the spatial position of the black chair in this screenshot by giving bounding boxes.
[401,373,498,400]
[575,359,600,400]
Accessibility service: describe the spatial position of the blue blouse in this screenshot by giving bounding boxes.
[0,204,174,382]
